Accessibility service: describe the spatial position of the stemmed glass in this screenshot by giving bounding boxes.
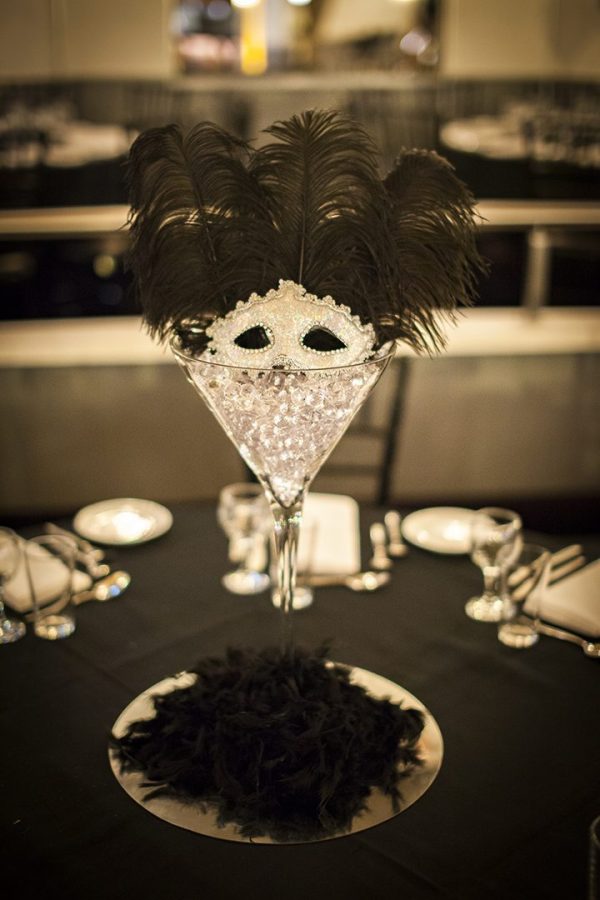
[498,543,551,648]
[466,507,523,622]
[171,334,394,652]
[217,482,271,595]
[24,534,77,640]
[0,526,26,644]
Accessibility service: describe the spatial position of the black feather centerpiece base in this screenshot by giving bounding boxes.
[110,645,425,843]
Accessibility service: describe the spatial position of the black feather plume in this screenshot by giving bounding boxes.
[382,149,484,352]
[250,109,387,300]
[127,109,484,351]
[127,122,271,340]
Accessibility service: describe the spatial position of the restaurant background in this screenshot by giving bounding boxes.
[0,0,598,526]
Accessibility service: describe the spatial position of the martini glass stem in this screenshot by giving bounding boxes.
[271,500,303,655]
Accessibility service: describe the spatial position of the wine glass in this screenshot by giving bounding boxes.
[217,482,271,595]
[24,534,77,640]
[465,507,523,622]
[0,526,26,644]
[171,334,394,652]
[498,543,551,649]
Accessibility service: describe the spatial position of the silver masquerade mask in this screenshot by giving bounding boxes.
[203,281,376,369]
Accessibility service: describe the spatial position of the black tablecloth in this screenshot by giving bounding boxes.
[2,503,599,900]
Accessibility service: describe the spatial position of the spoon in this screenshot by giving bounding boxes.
[298,570,390,592]
[533,620,600,658]
[24,571,131,621]
[369,523,393,571]
[384,511,409,558]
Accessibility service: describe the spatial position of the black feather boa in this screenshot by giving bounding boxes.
[111,645,425,842]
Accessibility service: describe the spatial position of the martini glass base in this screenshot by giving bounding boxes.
[221,570,270,595]
[271,586,314,610]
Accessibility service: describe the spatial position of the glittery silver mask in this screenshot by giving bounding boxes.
[203,281,376,369]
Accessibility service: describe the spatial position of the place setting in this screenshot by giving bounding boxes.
[0,516,137,643]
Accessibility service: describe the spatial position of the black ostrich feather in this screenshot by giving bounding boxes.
[127,109,484,351]
[382,149,484,352]
[250,109,388,305]
[127,122,271,340]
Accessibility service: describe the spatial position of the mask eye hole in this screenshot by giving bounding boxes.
[234,325,273,351]
[302,327,347,353]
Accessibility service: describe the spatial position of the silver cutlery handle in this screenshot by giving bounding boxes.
[384,511,402,544]
[508,543,583,588]
[369,523,392,570]
[530,619,599,657]
[512,554,586,602]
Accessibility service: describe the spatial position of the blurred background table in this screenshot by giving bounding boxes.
[2,502,599,900]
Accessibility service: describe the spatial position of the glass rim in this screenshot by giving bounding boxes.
[474,507,523,525]
[169,330,397,373]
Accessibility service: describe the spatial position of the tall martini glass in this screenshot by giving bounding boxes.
[171,334,394,652]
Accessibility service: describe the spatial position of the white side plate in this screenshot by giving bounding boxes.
[401,507,474,555]
[74,498,173,546]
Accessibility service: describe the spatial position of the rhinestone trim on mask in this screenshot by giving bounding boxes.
[203,280,376,369]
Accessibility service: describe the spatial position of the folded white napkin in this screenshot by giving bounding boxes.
[297,493,360,575]
[528,559,600,638]
[4,543,92,613]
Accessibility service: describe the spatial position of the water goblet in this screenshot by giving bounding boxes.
[465,507,523,622]
[0,526,26,644]
[217,482,272,595]
[498,543,551,648]
[24,534,78,640]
